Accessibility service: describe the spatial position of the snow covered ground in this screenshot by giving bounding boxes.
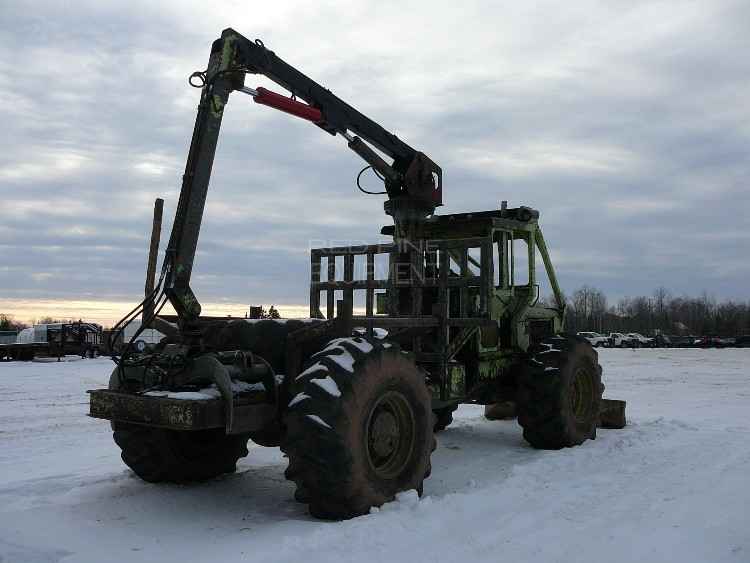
[1,349,748,563]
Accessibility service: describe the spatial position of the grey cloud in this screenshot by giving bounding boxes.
[1,0,748,317]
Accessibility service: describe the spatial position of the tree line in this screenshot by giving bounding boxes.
[560,286,750,337]
[3,291,749,338]
[0,315,84,332]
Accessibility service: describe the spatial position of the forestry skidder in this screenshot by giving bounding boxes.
[88,28,626,519]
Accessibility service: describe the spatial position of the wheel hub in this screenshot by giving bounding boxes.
[365,391,416,479]
[571,366,596,424]
[370,410,399,458]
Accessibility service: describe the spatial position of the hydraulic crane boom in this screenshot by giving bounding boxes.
[164,28,442,324]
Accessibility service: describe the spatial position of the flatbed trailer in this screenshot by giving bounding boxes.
[0,342,52,361]
[0,322,102,361]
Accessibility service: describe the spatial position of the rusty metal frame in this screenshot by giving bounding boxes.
[308,236,494,401]
[88,389,275,434]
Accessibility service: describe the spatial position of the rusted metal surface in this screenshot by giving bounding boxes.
[88,389,276,433]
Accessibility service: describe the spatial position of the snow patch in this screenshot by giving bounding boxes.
[318,337,372,356]
[31,355,84,363]
[143,380,265,400]
[229,380,266,393]
[354,327,389,340]
[311,376,341,397]
[288,393,310,407]
[144,390,218,400]
[344,338,374,354]
[327,350,355,373]
[297,361,328,380]
[305,414,331,429]
[4,349,750,563]
[376,489,421,513]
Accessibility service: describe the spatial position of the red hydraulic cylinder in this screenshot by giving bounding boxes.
[252,86,323,123]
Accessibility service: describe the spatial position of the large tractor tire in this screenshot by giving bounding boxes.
[112,426,250,483]
[282,336,435,520]
[108,371,251,483]
[517,335,604,449]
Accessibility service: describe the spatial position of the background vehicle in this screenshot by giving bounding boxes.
[653,333,672,347]
[87,28,626,520]
[668,335,697,347]
[694,336,731,348]
[121,319,166,352]
[627,332,654,348]
[735,335,750,348]
[577,332,609,347]
[0,322,101,361]
[0,330,17,344]
[609,332,634,347]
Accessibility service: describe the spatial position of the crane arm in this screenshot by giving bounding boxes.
[229,29,442,205]
[164,28,441,325]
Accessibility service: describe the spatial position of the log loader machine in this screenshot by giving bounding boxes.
[88,28,626,520]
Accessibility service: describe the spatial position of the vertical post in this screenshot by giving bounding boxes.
[327,257,335,320]
[365,252,375,316]
[501,232,509,289]
[387,249,399,315]
[438,248,450,399]
[310,251,322,318]
[58,325,64,362]
[144,198,164,324]
[344,254,354,316]
[439,248,449,317]
[336,298,353,337]
[411,243,424,316]
[411,244,424,352]
[459,248,468,317]
[480,241,492,315]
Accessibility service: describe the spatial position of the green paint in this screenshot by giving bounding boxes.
[478,353,509,379]
[448,363,466,397]
[211,95,225,117]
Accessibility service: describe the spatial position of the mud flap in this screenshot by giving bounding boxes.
[598,398,627,429]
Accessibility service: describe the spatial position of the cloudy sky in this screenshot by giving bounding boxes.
[1,0,748,325]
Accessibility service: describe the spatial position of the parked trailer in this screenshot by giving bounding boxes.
[0,322,102,361]
[101,319,166,355]
[0,331,17,345]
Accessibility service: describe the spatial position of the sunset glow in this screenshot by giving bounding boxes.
[0,298,310,328]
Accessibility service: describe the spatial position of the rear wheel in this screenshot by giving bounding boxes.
[108,370,250,482]
[283,337,435,519]
[517,335,603,449]
[113,425,250,482]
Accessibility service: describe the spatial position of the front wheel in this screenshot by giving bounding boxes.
[283,337,435,519]
[517,335,604,449]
